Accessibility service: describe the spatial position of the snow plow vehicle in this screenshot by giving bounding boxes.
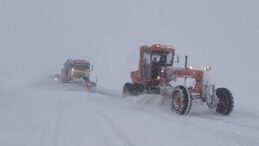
[61,59,96,91]
[123,44,234,115]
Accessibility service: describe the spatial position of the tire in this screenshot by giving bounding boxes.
[82,76,90,82]
[61,77,66,83]
[216,88,234,115]
[171,86,192,115]
[123,83,134,97]
[132,83,144,95]
[89,82,97,92]
[61,71,68,83]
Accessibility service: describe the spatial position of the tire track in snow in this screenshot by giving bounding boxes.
[30,90,64,146]
[119,94,259,146]
[188,118,259,146]
[146,111,259,146]
[97,109,135,146]
[52,94,62,146]
[193,113,259,132]
[77,100,127,146]
[78,96,135,146]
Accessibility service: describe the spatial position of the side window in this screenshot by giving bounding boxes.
[143,52,151,79]
[166,52,173,65]
[144,52,151,64]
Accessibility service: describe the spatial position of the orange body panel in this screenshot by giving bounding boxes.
[172,69,203,95]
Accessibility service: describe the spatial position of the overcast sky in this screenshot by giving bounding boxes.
[0,0,258,102]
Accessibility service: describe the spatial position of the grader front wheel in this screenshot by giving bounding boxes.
[171,86,192,115]
[216,88,234,115]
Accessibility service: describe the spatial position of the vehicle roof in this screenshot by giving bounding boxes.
[69,59,90,64]
[140,44,175,53]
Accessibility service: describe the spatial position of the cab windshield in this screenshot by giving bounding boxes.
[151,51,173,66]
[143,51,174,80]
[72,63,90,70]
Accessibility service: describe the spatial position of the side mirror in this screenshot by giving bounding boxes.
[174,55,180,63]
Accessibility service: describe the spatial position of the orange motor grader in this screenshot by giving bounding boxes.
[123,44,234,115]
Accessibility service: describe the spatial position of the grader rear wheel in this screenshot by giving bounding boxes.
[123,83,134,97]
[132,83,144,96]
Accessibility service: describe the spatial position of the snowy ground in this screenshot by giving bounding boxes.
[0,75,259,146]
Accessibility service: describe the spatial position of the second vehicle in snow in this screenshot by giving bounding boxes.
[61,59,96,91]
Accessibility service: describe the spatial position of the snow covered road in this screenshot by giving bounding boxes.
[1,0,259,145]
[0,80,259,146]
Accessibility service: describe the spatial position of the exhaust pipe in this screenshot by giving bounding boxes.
[185,55,188,69]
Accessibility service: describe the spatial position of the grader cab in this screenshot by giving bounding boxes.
[124,44,175,95]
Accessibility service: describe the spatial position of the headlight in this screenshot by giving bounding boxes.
[161,69,164,73]
[157,76,160,80]
[203,66,211,71]
[187,65,193,70]
[71,68,75,72]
